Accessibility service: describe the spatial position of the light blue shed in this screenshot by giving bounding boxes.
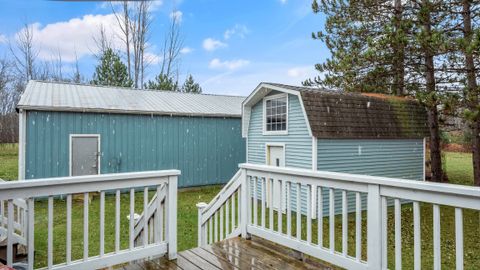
[16,81,246,187]
[242,83,429,215]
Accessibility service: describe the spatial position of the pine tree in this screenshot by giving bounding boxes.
[91,48,132,87]
[305,0,411,96]
[181,75,202,94]
[145,73,179,91]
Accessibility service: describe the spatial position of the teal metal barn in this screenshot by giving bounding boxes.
[16,81,246,187]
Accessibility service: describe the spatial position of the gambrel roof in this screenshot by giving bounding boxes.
[17,81,245,118]
[242,82,429,139]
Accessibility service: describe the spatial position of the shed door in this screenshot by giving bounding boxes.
[267,145,284,209]
[267,145,284,167]
[71,136,100,176]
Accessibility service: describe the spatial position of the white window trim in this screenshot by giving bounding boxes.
[69,134,101,176]
[265,142,286,166]
[262,93,288,136]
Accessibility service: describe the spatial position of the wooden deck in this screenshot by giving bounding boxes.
[119,237,332,270]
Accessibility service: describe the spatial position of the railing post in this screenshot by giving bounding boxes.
[240,168,250,239]
[196,202,208,247]
[166,175,178,259]
[367,184,382,269]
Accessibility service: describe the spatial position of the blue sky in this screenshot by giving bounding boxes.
[0,0,328,96]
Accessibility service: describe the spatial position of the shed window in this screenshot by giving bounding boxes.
[265,95,287,133]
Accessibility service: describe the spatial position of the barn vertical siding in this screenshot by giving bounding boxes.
[25,111,245,187]
[247,94,312,168]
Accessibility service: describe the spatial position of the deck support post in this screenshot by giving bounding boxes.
[240,169,250,239]
[367,184,382,269]
[166,175,178,259]
[196,202,208,247]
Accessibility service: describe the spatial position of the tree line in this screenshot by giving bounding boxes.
[306,0,480,185]
[0,1,202,143]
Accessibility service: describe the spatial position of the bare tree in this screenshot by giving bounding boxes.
[112,1,152,88]
[92,24,113,58]
[160,10,183,81]
[112,1,132,80]
[9,23,38,82]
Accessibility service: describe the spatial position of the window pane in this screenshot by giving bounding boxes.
[265,96,287,132]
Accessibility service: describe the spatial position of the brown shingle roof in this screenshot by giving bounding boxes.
[298,88,429,139]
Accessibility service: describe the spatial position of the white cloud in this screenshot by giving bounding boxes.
[287,66,317,79]
[180,47,193,54]
[202,38,227,51]
[224,24,249,40]
[0,34,6,44]
[209,58,250,70]
[14,14,124,62]
[280,0,287,4]
[170,10,183,22]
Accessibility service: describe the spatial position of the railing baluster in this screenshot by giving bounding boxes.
[214,211,218,242]
[381,196,388,269]
[115,189,120,252]
[84,192,89,261]
[226,197,230,235]
[0,200,4,229]
[269,178,274,230]
[433,204,441,270]
[129,188,135,250]
[159,190,164,242]
[278,179,283,234]
[100,191,105,256]
[395,198,401,270]
[48,196,53,268]
[143,187,149,246]
[231,191,236,229]
[6,200,13,266]
[209,217,213,244]
[296,183,301,241]
[155,185,162,243]
[318,186,323,247]
[329,188,334,252]
[342,190,347,256]
[355,192,361,261]
[27,198,34,270]
[455,208,463,270]
[307,184,312,244]
[287,182,292,237]
[261,178,266,228]
[413,201,421,270]
[253,176,258,226]
[220,205,224,240]
[66,194,72,264]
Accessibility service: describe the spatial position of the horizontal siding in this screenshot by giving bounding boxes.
[25,111,245,188]
[247,94,312,169]
[317,139,424,216]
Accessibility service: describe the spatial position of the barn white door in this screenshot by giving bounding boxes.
[266,144,284,209]
[70,135,100,176]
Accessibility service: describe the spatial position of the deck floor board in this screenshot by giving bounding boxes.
[118,237,332,270]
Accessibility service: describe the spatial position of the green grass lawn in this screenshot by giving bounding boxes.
[0,144,478,269]
[0,144,18,181]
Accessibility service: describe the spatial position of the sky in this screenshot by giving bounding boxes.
[0,0,328,96]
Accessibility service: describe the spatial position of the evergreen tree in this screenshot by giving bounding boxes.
[181,75,202,93]
[145,73,179,91]
[91,48,132,87]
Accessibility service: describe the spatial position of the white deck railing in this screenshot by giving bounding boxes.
[0,170,180,270]
[197,163,480,270]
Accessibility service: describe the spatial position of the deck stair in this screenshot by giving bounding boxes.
[120,237,332,269]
